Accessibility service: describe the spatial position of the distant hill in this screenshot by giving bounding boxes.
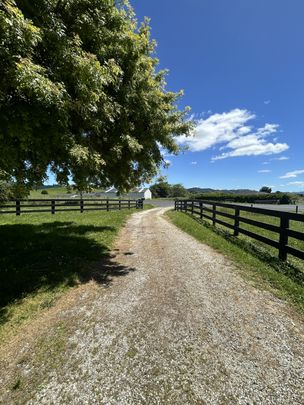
[187,188,259,195]
[187,188,215,194]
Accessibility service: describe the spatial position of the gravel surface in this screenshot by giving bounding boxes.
[11,208,304,404]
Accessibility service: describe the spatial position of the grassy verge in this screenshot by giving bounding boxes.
[0,208,148,343]
[166,210,304,313]
[207,205,304,269]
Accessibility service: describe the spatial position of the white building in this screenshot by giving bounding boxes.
[97,187,152,200]
[126,187,152,200]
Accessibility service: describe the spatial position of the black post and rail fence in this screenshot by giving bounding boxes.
[0,198,144,216]
[175,199,304,262]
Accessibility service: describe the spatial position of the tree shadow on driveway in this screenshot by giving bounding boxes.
[0,221,136,325]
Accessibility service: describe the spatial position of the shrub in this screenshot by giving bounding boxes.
[0,181,12,202]
[41,190,49,195]
[279,194,292,204]
[188,192,293,205]
[0,182,29,201]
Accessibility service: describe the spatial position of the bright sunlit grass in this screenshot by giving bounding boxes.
[166,210,304,313]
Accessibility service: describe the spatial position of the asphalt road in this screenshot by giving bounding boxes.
[147,199,176,208]
[243,203,304,213]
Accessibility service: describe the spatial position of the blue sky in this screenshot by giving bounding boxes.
[131,0,304,191]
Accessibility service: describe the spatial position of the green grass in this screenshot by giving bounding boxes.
[166,210,304,312]
[206,205,304,269]
[29,186,70,198]
[29,186,107,198]
[0,208,145,343]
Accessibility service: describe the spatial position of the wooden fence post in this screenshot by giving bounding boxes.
[200,202,203,219]
[279,215,289,261]
[119,199,121,210]
[16,200,20,216]
[80,199,84,213]
[212,204,216,226]
[234,208,240,236]
[191,201,194,215]
[128,199,131,210]
[51,200,55,215]
[136,199,143,209]
[106,199,109,212]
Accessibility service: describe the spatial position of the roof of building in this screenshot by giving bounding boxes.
[105,187,150,193]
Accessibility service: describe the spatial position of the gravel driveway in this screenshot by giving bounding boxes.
[6,208,304,404]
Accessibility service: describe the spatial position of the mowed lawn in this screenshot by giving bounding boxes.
[29,186,70,198]
[0,209,142,343]
[167,210,304,312]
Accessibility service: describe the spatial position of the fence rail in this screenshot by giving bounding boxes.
[0,198,144,215]
[175,200,304,262]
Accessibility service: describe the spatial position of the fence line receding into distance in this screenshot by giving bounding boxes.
[175,200,304,262]
[0,199,144,216]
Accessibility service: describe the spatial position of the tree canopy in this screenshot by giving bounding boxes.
[259,186,272,193]
[0,0,191,192]
[150,181,188,198]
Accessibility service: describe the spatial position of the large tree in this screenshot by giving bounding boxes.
[259,186,272,193]
[150,181,171,198]
[0,0,191,192]
[170,183,188,198]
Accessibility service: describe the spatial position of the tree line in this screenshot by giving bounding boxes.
[150,182,188,198]
[149,180,295,204]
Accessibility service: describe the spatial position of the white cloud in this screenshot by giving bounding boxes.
[263,156,289,165]
[159,146,175,158]
[273,156,289,161]
[280,169,304,179]
[264,100,271,105]
[213,140,288,161]
[164,159,172,167]
[177,109,289,161]
[178,109,255,152]
[258,169,271,173]
[256,123,278,136]
[288,181,304,187]
[191,161,198,165]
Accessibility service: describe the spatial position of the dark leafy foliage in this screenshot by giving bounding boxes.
[0,0,192,191]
